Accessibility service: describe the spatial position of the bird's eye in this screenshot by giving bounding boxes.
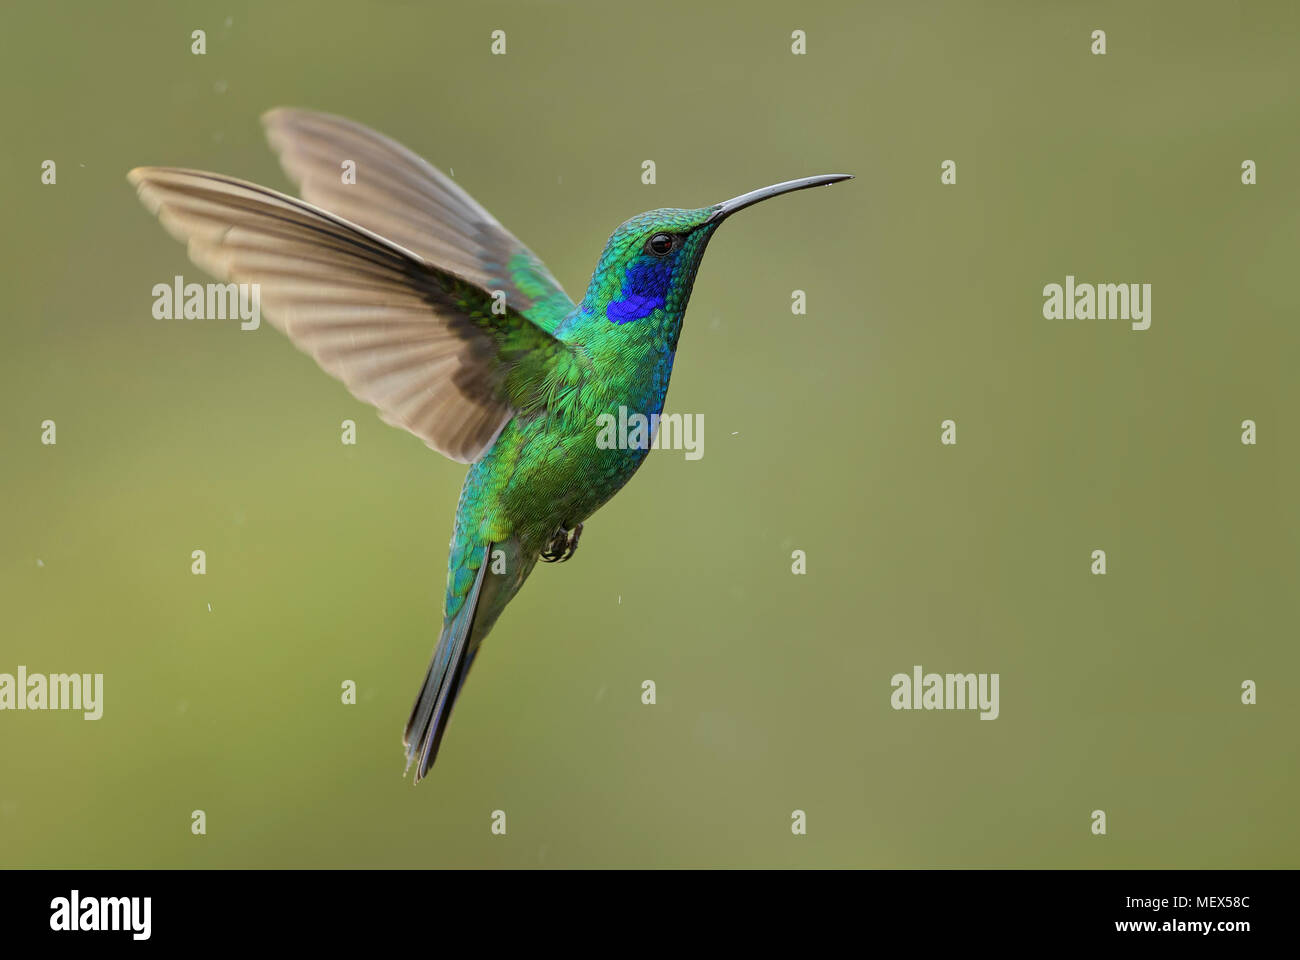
[646,233,676,256]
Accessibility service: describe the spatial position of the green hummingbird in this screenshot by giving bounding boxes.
[128,109,850,782]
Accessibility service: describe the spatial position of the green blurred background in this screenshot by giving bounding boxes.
[2,0,1297,868]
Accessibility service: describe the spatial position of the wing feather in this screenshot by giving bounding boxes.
[128,166,569,463]
[262,107,576,333]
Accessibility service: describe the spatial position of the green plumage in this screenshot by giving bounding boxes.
[126,108,850,782]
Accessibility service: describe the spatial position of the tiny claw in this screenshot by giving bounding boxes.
[540,523,584,563]
[562,523,584,562]
[540,527,568,563]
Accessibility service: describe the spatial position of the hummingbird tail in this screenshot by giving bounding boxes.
[403,550,492,784]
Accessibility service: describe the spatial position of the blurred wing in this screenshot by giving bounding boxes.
[128,167,573,463]
[262,107,575,334]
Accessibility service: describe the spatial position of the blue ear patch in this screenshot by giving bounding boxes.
[607,294,663,323]
[607,259,669,324]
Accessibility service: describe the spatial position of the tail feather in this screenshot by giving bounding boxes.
[403,551,491,783]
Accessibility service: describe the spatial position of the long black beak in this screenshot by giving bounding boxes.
[707,174,852,223]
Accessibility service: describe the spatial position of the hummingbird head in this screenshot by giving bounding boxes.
[575,175,851,346]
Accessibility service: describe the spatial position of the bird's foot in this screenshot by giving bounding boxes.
[540,523,583,563]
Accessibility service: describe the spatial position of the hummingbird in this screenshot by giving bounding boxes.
[128,109,850,782]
